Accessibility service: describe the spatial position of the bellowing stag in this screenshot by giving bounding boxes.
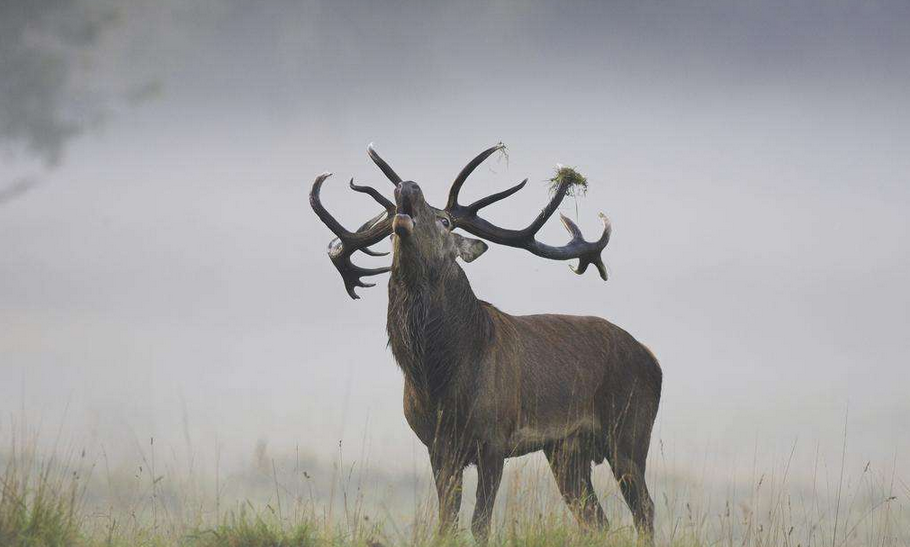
[309,144,662,543]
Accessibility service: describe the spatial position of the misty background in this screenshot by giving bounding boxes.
[2,0,909,483]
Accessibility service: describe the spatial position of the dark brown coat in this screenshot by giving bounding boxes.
[386,180,661,541]
[310,146,662,543]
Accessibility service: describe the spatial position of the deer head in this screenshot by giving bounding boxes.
[309,143,612,298]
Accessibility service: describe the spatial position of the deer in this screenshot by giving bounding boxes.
[308,144,662,544]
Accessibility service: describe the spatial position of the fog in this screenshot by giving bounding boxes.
[2,0,909,481]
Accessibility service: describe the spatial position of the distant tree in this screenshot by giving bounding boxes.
[0,0,119,203]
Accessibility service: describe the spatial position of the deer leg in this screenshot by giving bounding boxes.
[545,443,609,530]
[471,447,504,543]
[430,447,464,535]
[609,453,654,543]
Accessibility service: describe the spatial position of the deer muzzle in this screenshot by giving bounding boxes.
[393,213,414,236]
[393,181,419,237]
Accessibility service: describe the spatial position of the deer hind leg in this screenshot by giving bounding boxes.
[545,441,609,530]
[607,451,655,543]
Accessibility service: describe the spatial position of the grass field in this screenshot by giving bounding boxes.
[2,422,907,547]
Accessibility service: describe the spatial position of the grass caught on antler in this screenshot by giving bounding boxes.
[548,165,589,198]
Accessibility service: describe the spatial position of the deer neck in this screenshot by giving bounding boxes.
[387,261,491,399]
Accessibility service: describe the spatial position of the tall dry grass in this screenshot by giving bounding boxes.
[0,430,85,546]
[0,419,907,546]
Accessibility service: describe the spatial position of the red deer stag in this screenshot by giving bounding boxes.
[309,144,662,543]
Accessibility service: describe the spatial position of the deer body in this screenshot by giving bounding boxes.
[310,144,661,543]
[389,265,661,457]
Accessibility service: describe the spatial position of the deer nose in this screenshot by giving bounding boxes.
[395,181,421,211]
[395,180,419,197]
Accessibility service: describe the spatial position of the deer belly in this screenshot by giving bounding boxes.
[504,416,602,454]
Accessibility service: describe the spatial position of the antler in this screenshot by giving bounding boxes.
[446,145,612,280]
[309,173,395,298]
[367,142,402,186]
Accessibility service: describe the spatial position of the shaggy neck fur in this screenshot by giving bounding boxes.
[387,247,492,400]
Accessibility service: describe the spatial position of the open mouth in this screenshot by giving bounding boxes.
[393,183,419,237]
[397,198,414,218]
[393,199,415,237]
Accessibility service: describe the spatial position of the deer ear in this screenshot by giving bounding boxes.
[452,233,488,263]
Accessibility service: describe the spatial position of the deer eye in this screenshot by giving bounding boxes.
[439,217,451,229]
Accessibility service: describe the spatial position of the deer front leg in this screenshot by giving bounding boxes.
[430,447,464,534]
[471,446,504,543]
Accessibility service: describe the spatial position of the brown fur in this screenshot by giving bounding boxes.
[386,181,662,542]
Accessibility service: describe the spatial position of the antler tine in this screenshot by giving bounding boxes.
[367,143,402,186]
[446,142,506,210]
[346,178,395,256]
[446,158,612,280]
[466,178,527,213]
[351,211,391,257]
[350,178,395,214]
[562,213,612,280]
[310,173,348,238]
[310,173,394,298]
[522,176,573,236]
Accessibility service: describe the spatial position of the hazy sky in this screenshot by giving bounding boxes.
[2,1,909,475]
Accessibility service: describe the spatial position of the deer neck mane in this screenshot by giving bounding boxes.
[387,260,492,399]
